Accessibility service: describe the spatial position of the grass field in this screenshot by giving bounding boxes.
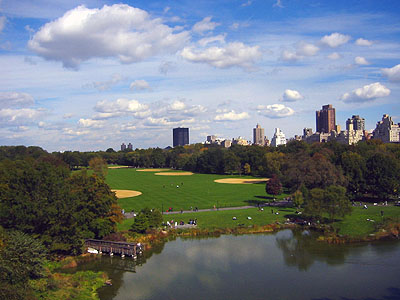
[106,168,285,213]
[117,207,295,231]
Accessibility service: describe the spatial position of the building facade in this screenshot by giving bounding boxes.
[316,104,336,133]
[121,143,126,151]
[173,127,189,147]
[346,115,365,131]
[271,128,286,147]
[253,124,265,145]
[373,114,400,143]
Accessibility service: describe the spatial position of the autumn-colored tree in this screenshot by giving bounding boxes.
[266,174,283,196]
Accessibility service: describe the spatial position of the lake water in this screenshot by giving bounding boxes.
[75,230,400,300]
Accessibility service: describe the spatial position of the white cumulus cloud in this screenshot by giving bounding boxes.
[0,92,34,108]
[214,110,249,121]
[354,56,370,65]
[192,16,219,34]
[257,104,294,118]
[0,108,46,125]
[78,118,105,128]
[381,64,400,82]
[280,89,304,102]
[320,32,351,48]
[130,80,151,91]
[355,38,373,46]
[340,82,391,103]
[181,42,262,70]
[28,4,189,69]
[296,41,319,56]
[94,98,149,119]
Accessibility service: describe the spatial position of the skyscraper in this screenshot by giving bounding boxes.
[253,124,265,145]
[346,115,365,131]
[316,104,336,133]
[271,128,286,147]
[121,143,126,151]
[173,127,189,147]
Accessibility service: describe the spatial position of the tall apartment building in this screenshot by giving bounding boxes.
[373,114,400,143]
[253,124,265,145]
[271,128,286,147]
[121,143,126,151]
[316,104,336,133]
[127,143,133,150]
[346,115,365,131]
[173,127,189,147]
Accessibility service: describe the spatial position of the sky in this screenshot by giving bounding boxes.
[0,0,399,152]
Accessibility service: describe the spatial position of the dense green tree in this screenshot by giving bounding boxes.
[365,152,400,199]
[292,190,304,209]
[323,185,352,221]
[340,151,367,199]
[130,214,149,234]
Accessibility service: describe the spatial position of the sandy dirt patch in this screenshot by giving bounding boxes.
[214,178,269,184]
[155,172,194,176]
[137,169,170,172]
[111,190,142,198]
[108,166,130,169]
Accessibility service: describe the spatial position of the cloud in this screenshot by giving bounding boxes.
[257,104,294,118]
[0,92,34,108]
[94,98,149,118]
[192,16,219,34]
[230,23,239,30]
[381,64,400,82]
[327,52,341,60]
[28,4,189,69]
[273,0,284,8]
[280,41,319,62]
[181,42,262,70]
[242,1,252,7]
[340,82,391,102]
[198,34,226,47]
[169,100,186,111]
[214,110,249,121]
[78,118,105,128]
[83,74,123,91]
[144,117,195,127]
[354,56,370,65]
[320,32,351,48]
[355,38,373,46]
[130,79,151,91]
[280,89,304,102]
[0,108,46,125]
[0,16,6,32]
[296,41,319,56]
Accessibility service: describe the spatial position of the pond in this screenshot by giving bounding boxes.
[72,230,400,300]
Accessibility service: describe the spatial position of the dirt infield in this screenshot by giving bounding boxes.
[108,166,130,169]
[111,190,142,198]
[137,169,170,172]
[155,172,194,176]
[214,178,269,184]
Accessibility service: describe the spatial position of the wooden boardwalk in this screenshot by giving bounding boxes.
[85,239,143,258]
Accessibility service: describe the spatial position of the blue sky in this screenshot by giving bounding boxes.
[0,0,399,151]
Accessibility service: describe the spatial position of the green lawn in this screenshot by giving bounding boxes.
[117,207,295,231]
[106,168,285,213]
[333,206,400,237]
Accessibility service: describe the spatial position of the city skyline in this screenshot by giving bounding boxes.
[0,0,399,151]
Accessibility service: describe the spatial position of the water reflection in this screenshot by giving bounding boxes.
[70,230,400,300]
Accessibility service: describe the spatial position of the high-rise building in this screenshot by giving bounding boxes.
[271,128,286,147]
[173,127,189,147]
[346,115,365,131]
[373,114,400,143]
[121,143,126,151]
[316,104,336,133]
[253,124,265,145]
[207,135,217,143]
[127,143,133,150]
